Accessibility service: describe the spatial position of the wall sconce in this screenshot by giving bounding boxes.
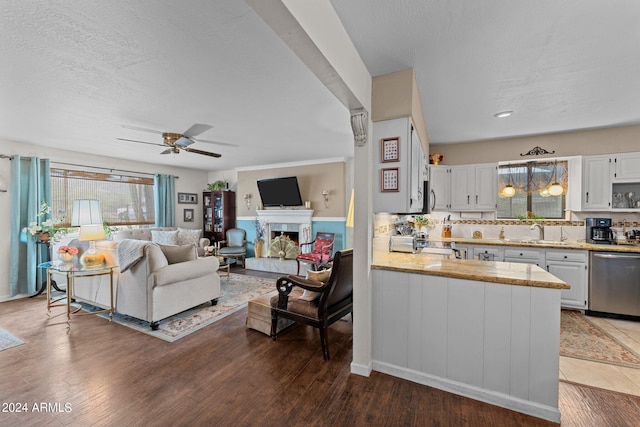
[322,190,329,208]
[244,193,252,209]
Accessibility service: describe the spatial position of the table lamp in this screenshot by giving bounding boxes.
[71,199,106,267]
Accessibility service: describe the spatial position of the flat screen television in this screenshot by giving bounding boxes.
[257,176,303,207]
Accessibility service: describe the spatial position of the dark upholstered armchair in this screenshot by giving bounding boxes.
[295,232,335,274]
[218,228,246,267]
[271,248,353,360]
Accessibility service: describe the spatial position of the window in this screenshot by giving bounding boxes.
[497,161,567,219]
[51,168,155,227]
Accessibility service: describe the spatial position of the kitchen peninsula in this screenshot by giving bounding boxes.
[372,250,568,423]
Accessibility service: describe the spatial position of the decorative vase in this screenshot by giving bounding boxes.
[58,252,74,262]
[36,232,50,242]
[255,240,264,258]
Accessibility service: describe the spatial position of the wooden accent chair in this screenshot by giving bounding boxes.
[218,228,247,267]
[271,248,353,360]
[295,232,335,274]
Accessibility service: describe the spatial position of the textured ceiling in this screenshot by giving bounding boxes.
[2,1,639,173]
[331,0,640,144]
[0,1,353,171]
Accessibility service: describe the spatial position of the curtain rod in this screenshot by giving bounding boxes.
[0,154,13,160]
[51,161,179,179]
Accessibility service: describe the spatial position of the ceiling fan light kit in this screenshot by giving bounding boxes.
[119,124,223,158]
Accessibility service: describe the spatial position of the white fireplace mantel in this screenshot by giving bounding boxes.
[256,209,313,257]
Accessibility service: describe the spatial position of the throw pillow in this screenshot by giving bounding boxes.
[299,268,332,301]
[177,228,202,246]
[151,229,179,245]
[159,244,197,264]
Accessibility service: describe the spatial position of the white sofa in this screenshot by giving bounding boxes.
[69,234,221,330]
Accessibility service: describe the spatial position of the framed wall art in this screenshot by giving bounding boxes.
[381,137,400,162]
[178,192,198,204]
[183,208,194,222]
[381,167,399,192]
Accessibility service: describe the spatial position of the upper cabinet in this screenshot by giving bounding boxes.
[373,117,426,213]
[582,155,612,210]
[582,152,640,211]
[449,163,498,211]
[428,165,450,211]
[612,152,640,181]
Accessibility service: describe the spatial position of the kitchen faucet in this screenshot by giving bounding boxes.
[530,223,544,240]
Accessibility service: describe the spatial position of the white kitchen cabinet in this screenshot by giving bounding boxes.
[449,163,498,211]
[373,117,425,213]
[470,245,504,261]
[612,152,640,181]
[504,248,545,267]
[546,250,588,309]
[582,155,611,210]
[428,166,450,211]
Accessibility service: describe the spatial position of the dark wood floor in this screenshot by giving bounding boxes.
[1,267,639,426]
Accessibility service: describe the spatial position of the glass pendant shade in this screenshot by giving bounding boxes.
[548,182,564,196]
[502,185,516,197]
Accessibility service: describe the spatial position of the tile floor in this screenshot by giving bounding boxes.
[560,313,640,396]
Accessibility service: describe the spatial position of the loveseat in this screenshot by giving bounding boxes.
[68,233,221,330]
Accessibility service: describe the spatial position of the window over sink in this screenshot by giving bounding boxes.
[497,160,567,219]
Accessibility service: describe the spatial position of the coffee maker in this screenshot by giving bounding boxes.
[585,218,613,244]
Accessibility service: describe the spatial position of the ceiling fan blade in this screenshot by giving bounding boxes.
[195,138,239,148]
[117,138,165,147]
[175,136,194,147]
[183,124,213,138]
[182,147,222,158]
[121,124,164,135]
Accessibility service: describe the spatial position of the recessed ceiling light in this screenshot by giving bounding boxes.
[494,111,513,118]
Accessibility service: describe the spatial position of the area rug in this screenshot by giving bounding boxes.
[0,328,24,352]
[560,310,640,369]
[83,273,277,342]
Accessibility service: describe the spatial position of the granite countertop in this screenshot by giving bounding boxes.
[372,250,569,290]
[429,237,640,253]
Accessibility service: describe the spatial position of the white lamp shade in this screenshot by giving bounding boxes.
[79,224,106,241]
[71,199,103,226]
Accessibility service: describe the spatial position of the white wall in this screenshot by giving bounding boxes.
[0,139,210,301]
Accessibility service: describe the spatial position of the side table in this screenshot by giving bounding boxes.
[43,261,115,328]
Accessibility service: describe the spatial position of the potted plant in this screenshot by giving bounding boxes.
[207,180,228,191]
[22,201,66,243]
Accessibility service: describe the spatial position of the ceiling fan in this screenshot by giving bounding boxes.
[118,124,237,158]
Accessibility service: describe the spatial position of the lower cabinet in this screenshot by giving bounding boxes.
[546,250,589,310]
[466,244,588,309]
[504,248,544,267]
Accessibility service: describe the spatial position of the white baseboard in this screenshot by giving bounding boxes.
[372,361,561,423]
[350,361,372,377]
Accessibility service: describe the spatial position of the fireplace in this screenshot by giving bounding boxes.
[256,209,313,258]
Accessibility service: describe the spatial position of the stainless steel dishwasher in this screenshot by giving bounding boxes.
[588,252,640,318]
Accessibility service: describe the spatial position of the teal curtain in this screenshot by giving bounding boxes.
[9,156,51,297]
[154,174,175,227]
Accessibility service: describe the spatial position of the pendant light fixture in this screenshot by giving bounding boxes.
[502,164,515,197]
[548,161,564,196]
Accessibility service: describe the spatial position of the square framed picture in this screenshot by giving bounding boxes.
[381,137,400,162]
[381,168,399,192]
[183,208,194,222]
[178,192,198,204]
